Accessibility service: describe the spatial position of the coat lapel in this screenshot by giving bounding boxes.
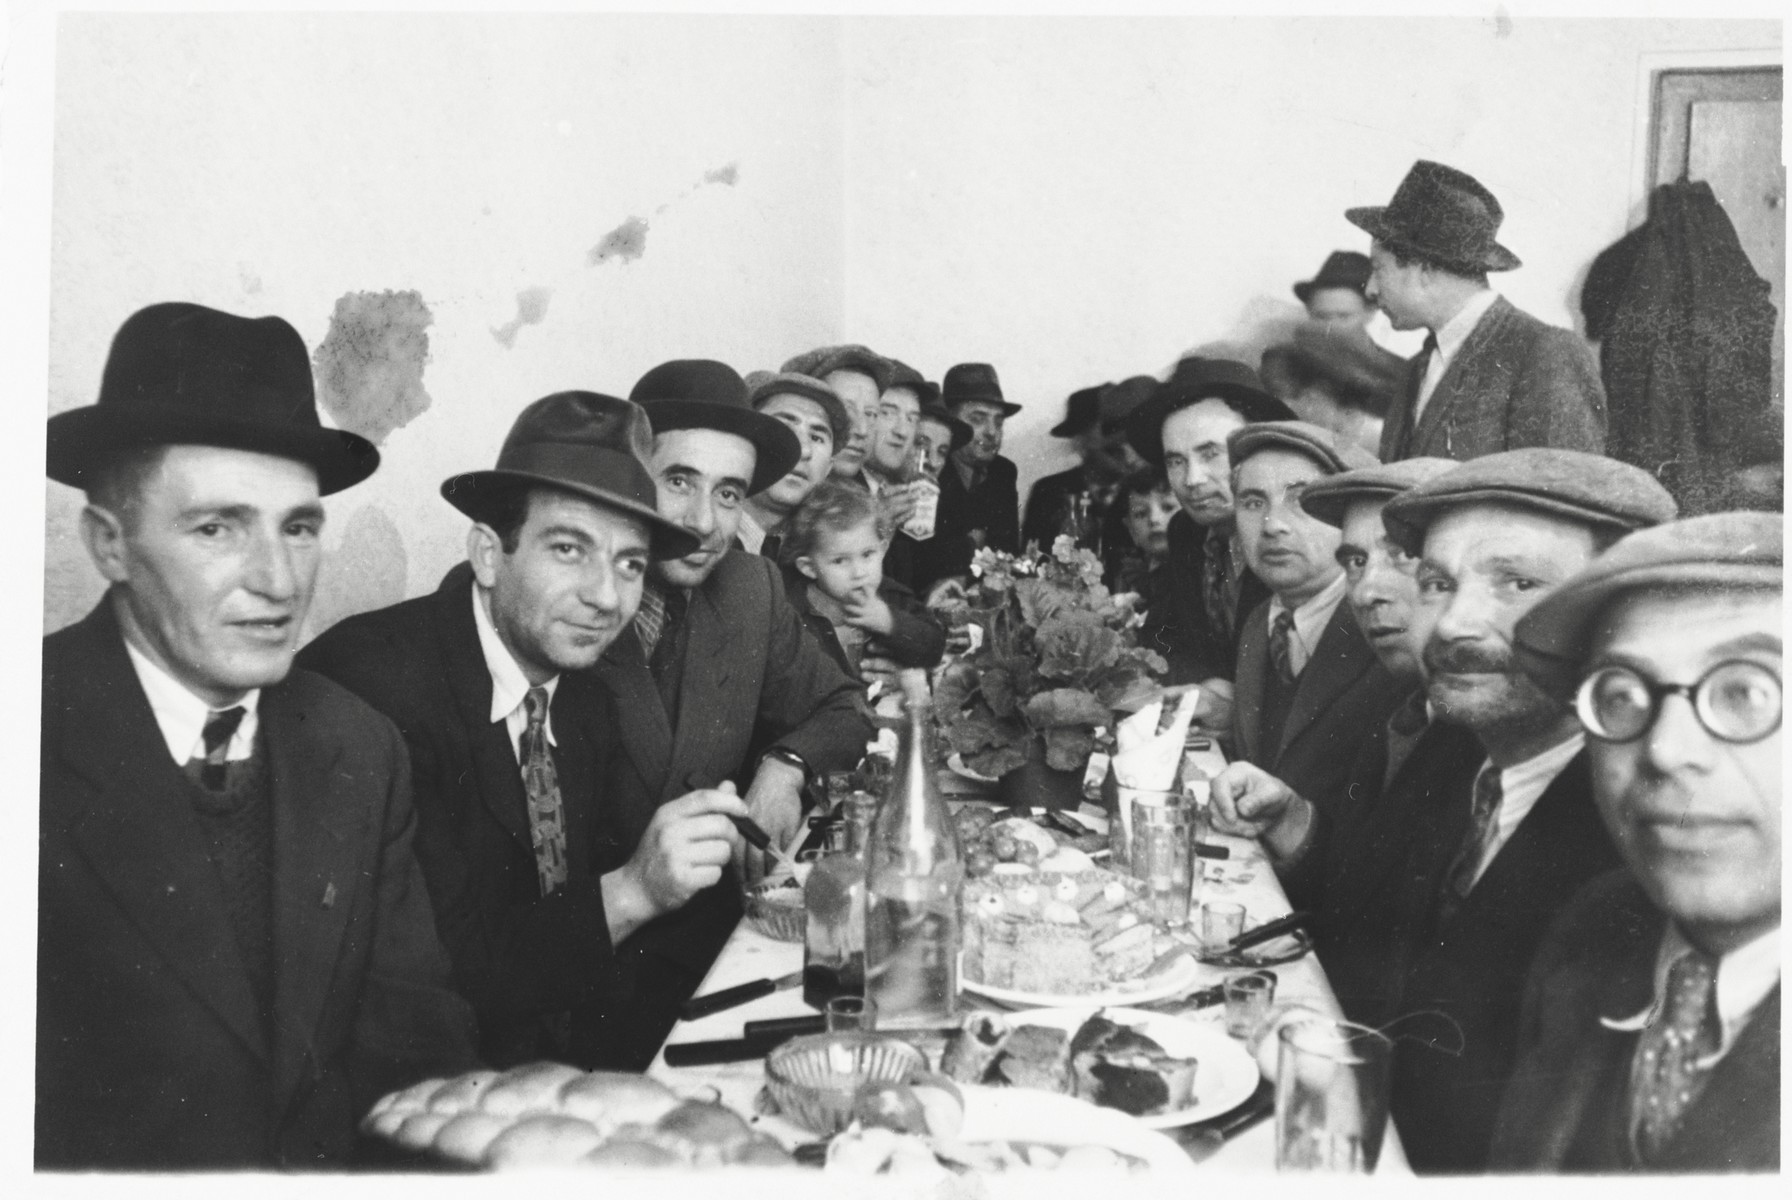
[1232,598,1269,766]
[1408,296,1512,456]
[1277,603,1375,757]
[595,629,675,802]
[53,602,270,1061]
[433,567,535,850]
[664,581,734,794]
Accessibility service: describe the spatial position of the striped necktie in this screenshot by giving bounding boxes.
[519,687,568,897]
[198,706,246,790]
[1267,609,1296,684]
[1437,767,1502,924]
[1631,949,1722,1163]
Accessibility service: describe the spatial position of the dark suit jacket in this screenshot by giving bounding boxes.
[1380,295,1607,462]
[296,564,652,1070]
[908,454,1020,589]
[1233,595,1407,815]
[39,599,477,1170]
[1490,871,1780,1173]
[1148,510,1269,684]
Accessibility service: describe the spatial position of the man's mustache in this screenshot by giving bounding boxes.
[1424,640,1510,675]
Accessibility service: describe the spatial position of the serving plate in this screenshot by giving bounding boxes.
[1000,1007,1261,1129]
[961,951,1203,1010]
[956,1084,1197,1174]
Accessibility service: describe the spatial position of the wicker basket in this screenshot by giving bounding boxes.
[764,1033,928,1135]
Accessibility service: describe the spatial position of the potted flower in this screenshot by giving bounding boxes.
[931,537,1167,808]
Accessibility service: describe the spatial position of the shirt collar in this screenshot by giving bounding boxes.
[471,581,558,736]
[121,634,261,765]
[1602,922,1781,1059]
[1434,288,1500,361]
[1494,729,1585,798]
[1267,569,1348,645]
[737,507,768,555]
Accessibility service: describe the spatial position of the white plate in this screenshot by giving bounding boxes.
[1002,1006,1261,1129]
[946,753,1000,784]
[957,1084,1196,1174]
[961,951,1204,1010]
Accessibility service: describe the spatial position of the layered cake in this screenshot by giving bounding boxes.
[961,868,1163,994]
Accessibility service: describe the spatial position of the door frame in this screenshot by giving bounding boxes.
[1627,46,1783,224]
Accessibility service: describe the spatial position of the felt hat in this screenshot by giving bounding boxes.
[1125,357,1297,467]
[1293,250,1373,302]
[1227,420,1380,478]
[46,301,378,495]
[1050,385,1110,437]
[1346,160,1522,273]
[1515,511,1782,700]
[440,391,700,559]
[1299,456,1457,528]
[941,362,1021,417]
[781,344,895,393]
[1380,448,1678,557]
[917,400,972,451]
[1099,375,1160,431]
[628,359,802,496]
[744,370,852,450]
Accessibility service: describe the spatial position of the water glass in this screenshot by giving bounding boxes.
[1223,972,1276,1039]
[1275,1019,1393,1173]
[1201,900,1246,953]
[1129,797,1195,926]
[824,995,878,1032]
[1110,786,1179,872]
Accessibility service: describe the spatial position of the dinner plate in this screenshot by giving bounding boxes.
[1000,1006,1261,1130]
[961,951,1203,1010]
[956,1084,1197,1174]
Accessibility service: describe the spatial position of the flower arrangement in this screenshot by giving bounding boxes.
[931,536,1167,779]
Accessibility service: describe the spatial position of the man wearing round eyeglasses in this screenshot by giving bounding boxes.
[1491,512,1780,1173]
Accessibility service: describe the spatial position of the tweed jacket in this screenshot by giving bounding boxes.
[38,599,477,1169]
[1380,295,1607,462]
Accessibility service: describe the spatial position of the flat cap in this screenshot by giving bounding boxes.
[743,369,853,450]
[1227,419,1379,478]
[781,344,895,393]
[1380,448,1678,556]
[1514,511,1783,699]
[1299,456,1456,528]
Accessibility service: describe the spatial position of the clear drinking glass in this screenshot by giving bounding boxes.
[1224,972,1276,1039]
[824,995,878,1032]
[1129,796,1195,926]
[1110,786,1179,872]
[1275,1019,1393,1173]
[1200,900,1246,953]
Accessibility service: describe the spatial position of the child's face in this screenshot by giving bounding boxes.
[797,521,885,603]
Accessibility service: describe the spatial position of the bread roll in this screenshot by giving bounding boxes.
[392,1110,454,1152]
[427,1069,501,1114]
[478,1061,586,1116]
[556,1071,679,1131]
[483,1113,606,1169]
[431,1112,511,1163]
[581,1138,683,1168]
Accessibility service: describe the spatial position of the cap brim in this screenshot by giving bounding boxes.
[1299,482,1400,529]
[46,403,379,496]
[1381,487,1648,558]
[440,469,701,560]
[642,400,803,495]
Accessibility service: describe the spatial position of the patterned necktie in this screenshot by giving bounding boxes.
[519,687,568,897]
[1267,609,1296,684]
[198,706,246,790]
[1438,767,1502,924]
[1201,528,1234,642]
[1631,949,1722,1163]
[635,586,670,660]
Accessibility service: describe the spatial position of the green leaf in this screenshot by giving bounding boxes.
[1023,687,1111,730]
[983,667,1018,718]
[1035,618,1122,681]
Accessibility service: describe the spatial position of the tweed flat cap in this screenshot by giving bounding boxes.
[1300,456,1456,528]
[1514,511,1783,699]
[1227,419,1380,478]
[744,370,853,450]
[1380,448,1678,556]
[781,344,895,393]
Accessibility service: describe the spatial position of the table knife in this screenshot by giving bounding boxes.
[679,969,806,1020]
[1228,911,1311,952]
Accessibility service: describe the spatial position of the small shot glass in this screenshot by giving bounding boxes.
[1201,900,1247,953]
[824,995,877,1032]
[1224,972,1277,1039]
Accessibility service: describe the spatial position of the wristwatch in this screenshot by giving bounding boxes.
[760,746,812,783]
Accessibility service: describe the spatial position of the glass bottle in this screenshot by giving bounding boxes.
[802,846,865,1007]
[863,670,964,1029]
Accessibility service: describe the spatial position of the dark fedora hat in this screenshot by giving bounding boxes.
[1345,160,1522,274]
[917,400,973,451]
[1293,250,1373,302]
[441,391,699,560]
[942,362,1021,417]
[781,344,895,393]
[46,301,378,495]
[1125,357,1297,467]
[744,370,852,450]
[628,359,802,496]
[1099,375,1160,430]
[1050,385,1110,438]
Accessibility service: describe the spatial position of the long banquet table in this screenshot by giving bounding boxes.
[648,781,1410,1175]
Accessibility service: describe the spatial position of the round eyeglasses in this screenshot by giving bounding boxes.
[1575,660,1782,745]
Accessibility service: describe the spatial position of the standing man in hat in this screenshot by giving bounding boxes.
[1124,358,1297,689]
[38,303,477,1169]
[602,359,872,1053]
[1346,160,1607,462]
[1212,448,1676,1172]
[1492,512,1780,1173]
[1020,377,1154,564]
[781,344,893,484]
[1295,250,1379,330]
[1227,422,1406,814]
[738,370,851,560]
[298,392,753,1072]
[908,362,1022,590]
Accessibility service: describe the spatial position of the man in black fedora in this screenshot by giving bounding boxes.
[1347,160,1606,463]
[1295,250,1378,330]
[909,361,1022,590]
[598,359,872,1055]
[39,302,477,1169]
[1020,378,1154,570]
[299,391,756,1072]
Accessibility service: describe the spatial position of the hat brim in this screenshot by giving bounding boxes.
[1049,415,1099,438]
[1344,206,1522,273]
[641,400,803,496]
[1381,486,1649,558]
[1124,384,1299,467]
[440,468,701,561]
[1299,481,1401,529]
[46,402,379,496]
[752,384,853,453]
[947,395,1023,418]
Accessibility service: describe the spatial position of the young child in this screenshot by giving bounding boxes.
[780,479,946,686]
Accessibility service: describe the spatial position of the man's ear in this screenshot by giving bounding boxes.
[467,523,504,589]
[793,555,819,583]
[79,505,130,584]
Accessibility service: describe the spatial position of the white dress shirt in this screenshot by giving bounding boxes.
[1603,922,1781,1064]
[1463,731,1585,889]
[736,507,769,556]
[1414,287,1501,421]
[1264,570,1349,678]
[123,636,260,765]
[472,582,558,762]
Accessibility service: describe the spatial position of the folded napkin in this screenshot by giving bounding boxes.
[1110,690,1202,856]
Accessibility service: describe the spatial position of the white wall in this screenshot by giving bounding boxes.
[41,12,1780,634]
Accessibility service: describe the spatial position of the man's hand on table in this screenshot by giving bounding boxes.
[740,756,806,884]
[1209,761,1314,864]
[603,786,748,944]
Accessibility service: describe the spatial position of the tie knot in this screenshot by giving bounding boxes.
[1273,609,1295,636]
[203,706,247,757]
[1666,949,1719,1023]
[1473,766,1503,817]
[524,686,551,728]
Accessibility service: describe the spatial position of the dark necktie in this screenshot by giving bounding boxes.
[198,706,247,790]
[520,687,568,897]
[1631,949,1722,1163]
[1438,767,1502,924]
[1201,528,1234,642]
[1267,609,1296,684]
